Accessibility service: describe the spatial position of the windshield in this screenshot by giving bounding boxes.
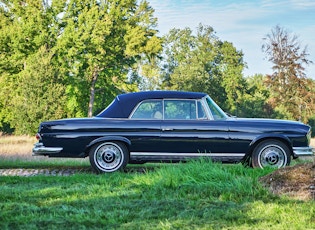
[205,96,228,120]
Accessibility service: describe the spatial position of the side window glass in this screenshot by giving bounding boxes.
[131,100,162,119]
[164,100,196,120]
[206,97,226,120]
[197,101,207,119]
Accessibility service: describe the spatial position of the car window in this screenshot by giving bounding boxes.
[131,100,163,119]
[197,101,207,119]
[164,100,197,120]
[205,96,227,120]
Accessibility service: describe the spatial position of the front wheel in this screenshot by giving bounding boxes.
[252,140,291,169]
[89,142,129,173]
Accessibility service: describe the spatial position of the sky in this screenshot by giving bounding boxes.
[147,0,315,78]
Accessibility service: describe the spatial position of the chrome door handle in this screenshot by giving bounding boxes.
[162,128,173,131]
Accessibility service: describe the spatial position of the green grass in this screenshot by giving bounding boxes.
[0,159,314,229]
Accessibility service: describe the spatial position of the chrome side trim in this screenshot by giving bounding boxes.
[130,152,245,157]
[293,147,314,157]
[32,142,63,156]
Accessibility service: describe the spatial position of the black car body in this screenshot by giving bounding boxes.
[33,91,314,173]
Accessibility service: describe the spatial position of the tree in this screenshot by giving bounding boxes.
[262,25,315,122]
[55,0,161,117]
[160,24,246,113]
[236,74,275,118]
[0,0,161,134]
[131,35,162,91]
[0,0,65,133]
[2,47,67,134]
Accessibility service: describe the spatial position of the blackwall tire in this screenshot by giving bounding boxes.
[252,140,291,169]
[89,142,129,173]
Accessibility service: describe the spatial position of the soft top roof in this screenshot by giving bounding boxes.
[96,91,207,118]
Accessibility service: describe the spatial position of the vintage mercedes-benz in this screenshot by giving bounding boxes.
[33,91,314,173]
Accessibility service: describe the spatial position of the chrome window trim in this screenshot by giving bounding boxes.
[201,97,213,120]
[129,98,210,120]
[196,99,209,120]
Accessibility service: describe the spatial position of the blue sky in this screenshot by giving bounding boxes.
[148,0,315,78]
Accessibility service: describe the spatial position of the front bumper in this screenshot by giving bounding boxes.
[293,146,315,157]
[32,142,63,156]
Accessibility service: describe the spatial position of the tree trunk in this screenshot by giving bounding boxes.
[88,68,99,117]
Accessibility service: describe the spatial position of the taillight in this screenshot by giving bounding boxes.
[35,133,42,141]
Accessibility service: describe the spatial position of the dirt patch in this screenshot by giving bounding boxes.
[0,164,158,176]
[260,162,315,201]
[259,139,315,201]
[0,167,93,176]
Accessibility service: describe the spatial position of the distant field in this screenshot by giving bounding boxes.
[0,135,34,155]
[0,135,88,165]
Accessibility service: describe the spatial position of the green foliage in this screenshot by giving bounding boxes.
[1,47,67,134]
[0,160,314,229]
[0,0,162,134]
[236,74,275,118]
[160,24,246,113]
[0,1,67,134]
[54,0,161,117]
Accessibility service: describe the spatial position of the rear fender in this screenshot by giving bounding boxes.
[85,136,131,153]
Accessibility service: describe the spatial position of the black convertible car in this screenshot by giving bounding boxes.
[33,91,314,173]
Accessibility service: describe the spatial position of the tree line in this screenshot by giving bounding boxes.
[0,0,314,135]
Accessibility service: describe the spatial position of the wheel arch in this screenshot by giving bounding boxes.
[244,135,293,162]
[84,136,131,156]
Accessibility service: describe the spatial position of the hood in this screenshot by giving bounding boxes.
[227,117,310,133]
[228,117,304,125]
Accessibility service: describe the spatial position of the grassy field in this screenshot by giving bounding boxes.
[0,136,314,229]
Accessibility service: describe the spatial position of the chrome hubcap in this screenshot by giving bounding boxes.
[265,151,279,165]
[95,143,123,171]
[259,145,287,168]
[103,151,115,163]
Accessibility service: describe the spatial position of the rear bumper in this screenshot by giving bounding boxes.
[293,146,314,157]
[32,142,63,156]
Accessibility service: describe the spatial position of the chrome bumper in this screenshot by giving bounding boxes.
[32,142,63,156]
[293,146,315,157]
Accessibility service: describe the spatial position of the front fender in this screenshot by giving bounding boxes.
[85,136,131,153]
[245,134,293,158]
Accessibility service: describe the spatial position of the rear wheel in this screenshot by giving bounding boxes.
[252,140,291,169]
[89,142,129,173]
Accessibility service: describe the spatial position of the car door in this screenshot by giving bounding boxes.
[159,99,230,160]
[127,99,163,153]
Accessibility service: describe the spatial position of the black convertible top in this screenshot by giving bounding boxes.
[96,91,207,118]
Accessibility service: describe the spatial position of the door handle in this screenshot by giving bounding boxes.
[162,128,173,131]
